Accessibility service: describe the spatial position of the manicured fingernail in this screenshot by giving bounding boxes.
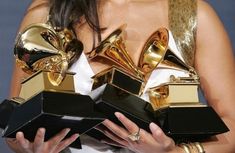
[150,122,158,130]
[73,133,79,139]
[65,128,71,133]
[150,122,162,135]
[39,128,45,133]
[16,131,24,138]
[114,112,122,119]
[102,119,109,124]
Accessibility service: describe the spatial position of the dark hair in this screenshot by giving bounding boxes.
[49,0,102,48]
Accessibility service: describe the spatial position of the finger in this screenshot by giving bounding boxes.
[54,133,79,153]
[47,128,71,149]
[33,128,45,153]
[149,122,174,147]
[6,138,17,144]
[16,132,32,153]
[96,125,129,147]
[5,138,20,152]
[101,138,127,148]
[115,112,139,133]
[102,119,129,141]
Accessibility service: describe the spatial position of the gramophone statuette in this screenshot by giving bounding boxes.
[0,23,105,149]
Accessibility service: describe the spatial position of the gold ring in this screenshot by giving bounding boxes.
[128,128,140,142]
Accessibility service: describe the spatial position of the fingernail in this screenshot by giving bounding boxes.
[114,112,122,119]
[16,131,23,138]
[102,119,109,124]
[150,122,158,131]
[73,133,79,139]
[65,128,71,133]
[150,122,162,135]
[39,128,45,133]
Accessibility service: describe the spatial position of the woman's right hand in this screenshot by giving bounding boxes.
[6,128,79,153]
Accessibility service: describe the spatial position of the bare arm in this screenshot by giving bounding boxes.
[196,0,235,152]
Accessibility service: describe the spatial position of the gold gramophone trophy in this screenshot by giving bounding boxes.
[87,25,228,142]
[0,23,105,148]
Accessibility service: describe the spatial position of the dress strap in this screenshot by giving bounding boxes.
[168,0,197,67]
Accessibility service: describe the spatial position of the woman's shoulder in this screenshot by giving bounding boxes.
[18,0,49,32]
[196,0,229,48]
[197,0,221,27]
[28,0,49,11]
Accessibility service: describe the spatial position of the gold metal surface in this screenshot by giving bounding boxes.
[139,28,168,74]
[87,25,144,80]
[148,79,200,111]
[19,70,75,100]
[139,27,198,77]
[14,23,83,86]
[169,0,197,67]
[88,25,198,96]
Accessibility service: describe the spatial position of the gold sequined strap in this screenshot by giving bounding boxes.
[168,0,197,67]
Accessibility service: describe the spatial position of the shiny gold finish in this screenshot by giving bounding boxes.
[88,25,193,82]
[19,70,75,101]
[141,27,200,110]
[87,24,144,80]
[14,23,83,86]
[139,28,197,76]
[169,0,197,67]
[88,25,199,99]
[148,79,200,111]
[139,28,169,74]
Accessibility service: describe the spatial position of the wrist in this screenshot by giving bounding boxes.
[177,142,205,153]
[174,145,187,153]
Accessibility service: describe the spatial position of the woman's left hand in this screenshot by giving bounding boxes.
[99,112,182,153]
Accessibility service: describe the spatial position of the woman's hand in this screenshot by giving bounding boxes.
[6,128,79,153]
[99,112,182,153]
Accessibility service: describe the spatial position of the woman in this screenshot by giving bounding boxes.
[6,0,235,153]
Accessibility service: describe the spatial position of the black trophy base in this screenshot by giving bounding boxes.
[89,84,229,142]
[2,91,105,149]
[146,105,229,142]
[0,100,19,129]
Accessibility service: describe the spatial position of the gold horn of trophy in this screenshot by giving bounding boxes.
[138,27,201,110]
[87,25,145,95]
[0,23,105,149]
[87,24,144,80]
[139,27,194,74]
[14,23,83,87]
[86,25,229,142]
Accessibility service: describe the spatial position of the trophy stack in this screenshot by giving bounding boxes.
[86,25,229,142]
[0,22,229,147]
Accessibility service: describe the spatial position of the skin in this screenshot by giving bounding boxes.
[7,0,235,153]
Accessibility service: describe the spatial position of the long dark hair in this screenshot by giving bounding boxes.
[49,0,102,48]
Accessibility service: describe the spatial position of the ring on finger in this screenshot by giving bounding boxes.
[128,127,140,142]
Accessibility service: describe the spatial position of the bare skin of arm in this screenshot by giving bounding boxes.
[196,0,235,152]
